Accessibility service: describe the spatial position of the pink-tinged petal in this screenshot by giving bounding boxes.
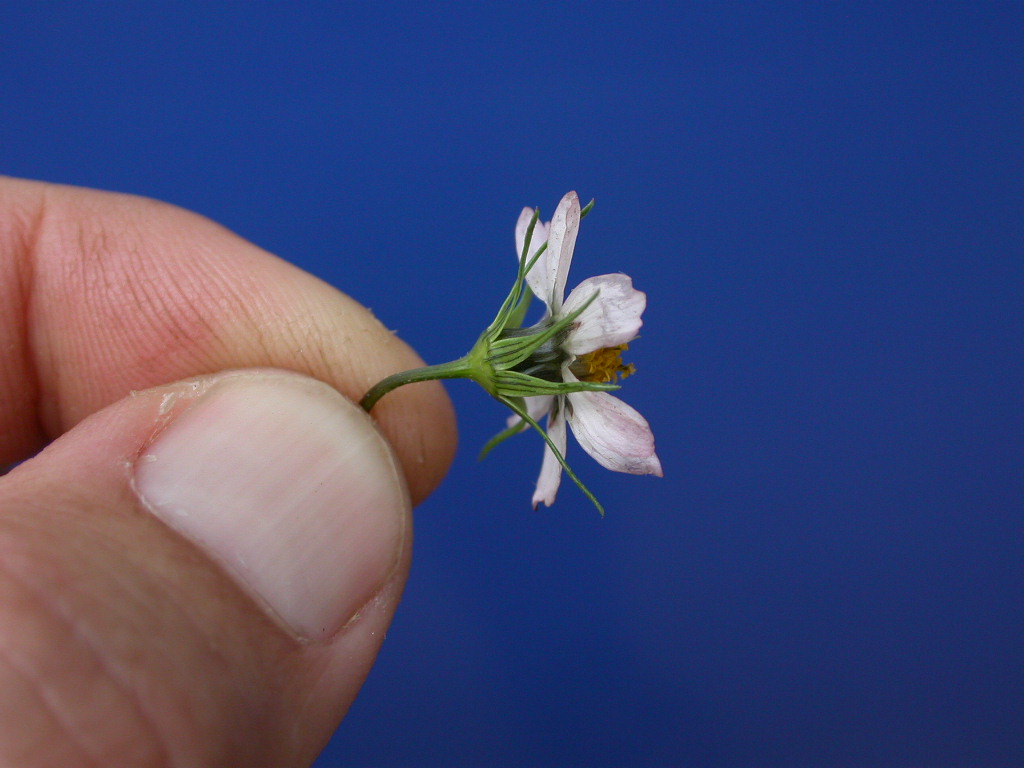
[532,409,567,508]
[542,192,580,312]
[506,394,554,429]
[565,387,662,477]
[524,221,552,302]
[561,273,646,355]
[515,207,552,303]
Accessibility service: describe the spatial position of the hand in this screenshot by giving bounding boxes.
[0,178,456,766]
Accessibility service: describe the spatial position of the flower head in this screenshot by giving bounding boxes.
[360,190,661,513]
[505,192,662,508]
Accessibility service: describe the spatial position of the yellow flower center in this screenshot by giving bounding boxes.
[572,344,636,383]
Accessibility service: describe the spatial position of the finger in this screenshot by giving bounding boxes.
[0,177,455,503]
[0,370,411,767]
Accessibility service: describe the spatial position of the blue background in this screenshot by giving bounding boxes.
[4,3,1023,766]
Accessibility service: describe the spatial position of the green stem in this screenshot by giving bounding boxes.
[360,357,475,412]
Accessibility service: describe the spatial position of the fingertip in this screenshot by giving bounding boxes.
[0,370,419,766]
[0,177,458,506]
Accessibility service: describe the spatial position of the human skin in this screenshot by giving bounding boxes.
[0,177,457,767]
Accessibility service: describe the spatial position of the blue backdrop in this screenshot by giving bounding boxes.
[4,3,1022,766]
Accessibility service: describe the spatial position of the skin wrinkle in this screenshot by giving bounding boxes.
[179,238,295,366]
[0,621,102,768]
[40,205,202,421]
[77,217,139,360]
[91,221,217,374]
[80,227,135,413]
[135,264,218,359]
[0,507,185,755]
[1,186,46,459]
[0,541,168,767]
[0,652,94,766]
[296,311,336,376]
[156,241,236,342]
[44,200,233,415]
[116,230,310,393]
[0,491,291,766]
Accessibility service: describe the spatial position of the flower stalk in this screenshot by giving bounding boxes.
[358,358,476,412]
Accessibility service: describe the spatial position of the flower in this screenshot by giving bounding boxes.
[359,189,661,513]
[509,191,662,508]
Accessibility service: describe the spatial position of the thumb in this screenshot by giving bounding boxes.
[0,369,411,767]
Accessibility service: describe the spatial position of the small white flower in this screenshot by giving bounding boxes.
[511,191,662,508]
[360,188,661,514]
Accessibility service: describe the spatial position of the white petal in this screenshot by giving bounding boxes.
[524,220,551,302]
[566,387,662,477]
[515,208,552,303]
[506,394,554,429]
[561,273,646,355]
[532,409,567,508]
[541,191,580,312]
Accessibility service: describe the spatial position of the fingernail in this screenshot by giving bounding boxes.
[134,372,408,641]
